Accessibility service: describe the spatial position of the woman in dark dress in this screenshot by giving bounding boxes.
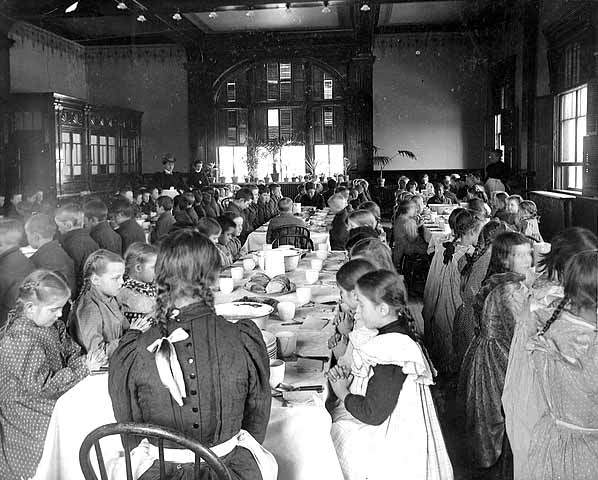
[108,230,275,480]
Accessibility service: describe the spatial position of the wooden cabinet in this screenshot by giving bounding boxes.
[7,93,142,199]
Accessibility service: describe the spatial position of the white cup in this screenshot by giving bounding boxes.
[269,359,286,389]
[276,331,297,358]
[243,258,256,272]
[296,286,312,305]
[219,277,234,294]
[305,269,319,284]
[315,249,328,260]
[277,301,296,322]
[263,243,273,251]
[310,259,323,271]
[231,267,244,282]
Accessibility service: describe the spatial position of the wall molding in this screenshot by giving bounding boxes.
[8,21,85,59]
[86,44,187,63]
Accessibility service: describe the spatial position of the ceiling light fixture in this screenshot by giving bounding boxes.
[136,14,147,22]
[246,7,255,17]
[321,1,331,14]
[65,1,78,13]
[208,10,218,18]
[116,1,127,10]
[360,2,371,12]
[172,10,182,21]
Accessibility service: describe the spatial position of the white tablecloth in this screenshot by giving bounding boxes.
[35,251,345,480]
[245,226,330,252]
[423,223,451,255]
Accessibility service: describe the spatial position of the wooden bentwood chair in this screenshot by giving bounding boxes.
[79,422,232,480]
[271,225,314,250]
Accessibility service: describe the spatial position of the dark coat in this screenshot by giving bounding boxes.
[298,193,325,210]
[116,218,146,254]
[330,209,350,251]
[90,221,122,256]
[30,240,76,294]
[186,170,211,188]
[109,302,270,479]
[153,171,183,191]
[150,212,176,244]
[0,247,35,328]
[60,229,100,290]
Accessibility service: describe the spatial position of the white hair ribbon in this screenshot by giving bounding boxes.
[146,327,189,406]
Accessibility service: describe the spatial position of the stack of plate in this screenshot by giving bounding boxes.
[262,331,277,360]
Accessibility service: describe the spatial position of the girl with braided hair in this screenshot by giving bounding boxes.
[525,247,598,480]
[328,270,452,480]
[459,232,533,479]
[68,249,132,360]
[0,270,104,478]
[502,227,598,480]
[423,209,482,375]
[108,230,276,480]
[452,219,508,370]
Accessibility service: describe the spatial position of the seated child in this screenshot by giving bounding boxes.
[518,200,543,242]
[68,249,129,359]
[0,270,104,478]
[492,192,510,222]
[224,212,248,261]
[25,214,76,293]
[0,219,35,328]
[150,196,176,244]
[328,270,452,480]
[506,194,523,228]
[110,198,146,254]
[216,216,237,267]
[55,204,100,290]
[327,259,377,363]
[328,194,350,251]
[197,217,231,267]
[117,243,158,324]
[345,209,380,251]
[84,198,122,255]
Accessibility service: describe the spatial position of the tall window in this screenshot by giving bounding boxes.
[60,132,82,178]
[90,134,116,175]
[218,146,248,182]
[314,144,344,177]
[556,85,586,191]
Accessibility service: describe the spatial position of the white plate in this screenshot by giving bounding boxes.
[215,302,274,320]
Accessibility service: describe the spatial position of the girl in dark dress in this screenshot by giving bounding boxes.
[108,230,276,480]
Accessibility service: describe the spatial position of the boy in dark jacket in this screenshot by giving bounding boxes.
[84,198,122,256]
[328,194,350,251]
[150,196,176,244]
[55,203,100,290]
[110,198,146,254]
[0,218,35,327]
[25,214,76,294]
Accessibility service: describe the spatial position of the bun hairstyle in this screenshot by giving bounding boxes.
[537,227,597,282]
[124,242,158,276]
[443,209,477,265]
[154,230,222,335]
[3,270,70,334]
[539,249,598,336]
[485,231,530,279]
[461,219,508,277]
[355,270,418,340]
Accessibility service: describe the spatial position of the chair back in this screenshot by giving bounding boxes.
[79,422,233,480]
[221,197,232,211]
[271,225,314,250]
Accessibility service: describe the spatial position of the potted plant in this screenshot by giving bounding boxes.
[231,175,239,184]
[368,143,417,181]
[218,175,226,184]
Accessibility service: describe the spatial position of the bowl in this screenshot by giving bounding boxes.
[215,302,273,330]
[283,253,301,271]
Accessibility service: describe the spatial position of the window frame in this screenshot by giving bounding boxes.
[554,84,587,192]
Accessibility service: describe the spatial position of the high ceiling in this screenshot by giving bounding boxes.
[0,0,505,45]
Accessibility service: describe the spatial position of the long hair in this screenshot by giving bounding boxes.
[537,227,597,282]
[461,219,507,276]
[485,231,530,279]
[443,209,477,265]
[154,230,222,335]
[75,249,124,307]
[355,270,418,341]
[4,270,70,335]
[349,237,395,272]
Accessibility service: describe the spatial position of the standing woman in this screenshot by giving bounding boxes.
[423,209,481,375]
[459,232,533,480]
[502,227,598,480]
[527,248,598,480]
[109,230,276,480]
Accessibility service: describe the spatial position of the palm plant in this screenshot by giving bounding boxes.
[372,147,417,180]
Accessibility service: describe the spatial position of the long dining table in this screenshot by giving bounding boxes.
[34,249,345,480]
